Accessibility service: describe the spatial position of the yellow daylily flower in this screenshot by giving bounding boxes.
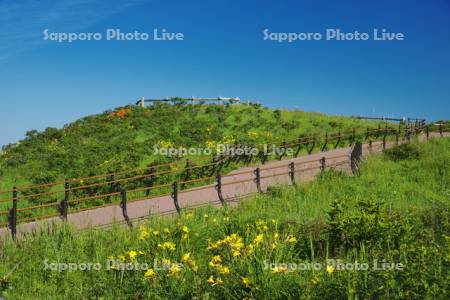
[326,265,335,274]
[128,250,138,260]
[182,253,191,263]
[241,277,251,287]
[144,268,156,279]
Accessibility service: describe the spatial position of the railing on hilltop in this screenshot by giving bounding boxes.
[0,121,447,239]
[136,96,247,107]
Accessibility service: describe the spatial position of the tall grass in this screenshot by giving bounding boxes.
[0,138,448,299]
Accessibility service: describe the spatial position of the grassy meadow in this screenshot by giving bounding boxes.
[0,138,448,299]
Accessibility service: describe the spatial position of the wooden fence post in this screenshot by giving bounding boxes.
[320,157,326,172]
[308,136,316,155]
[8,187,18,240]
[171,182,181,214]
[334,130,341,149]
[289,162,296,186]
[254,167,262,193]
[215,174,226,206]
[59,179,69,221]
[350,142,362,175]
[120,189,132,228]
[321,132,328,152]
[146,166,156,196]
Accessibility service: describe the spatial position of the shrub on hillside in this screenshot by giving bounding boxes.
[384,143,421,161]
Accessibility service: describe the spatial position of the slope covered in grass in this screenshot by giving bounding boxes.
[0,103,375,190]
[0,138,448,299]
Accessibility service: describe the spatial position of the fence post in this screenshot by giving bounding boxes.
[171,182,181,214]
[59,179,69,221]
[368,140,372,152]
[334,130,341,149]
[146,166,156,196]
[289,162,296,186]
[350,142,362,175]
[120,189,132,228]
[254,167,262,193]
[365,127,370,140]
[439,124,443,137]
[320,157,326,172]
[8,187,18,240]
[382,129,387,150]
[425,125,429,140]
[215,174,226,206]
[294,137,303,157]
[308,136,316,155]
[321,132,328,152]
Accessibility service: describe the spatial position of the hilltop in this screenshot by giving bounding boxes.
[0,103,375,189]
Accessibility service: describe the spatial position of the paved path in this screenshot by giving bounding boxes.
[0,133,445,239]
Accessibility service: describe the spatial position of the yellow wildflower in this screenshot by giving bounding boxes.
[128,250,138,260]
[326,265,335,274]
[212,255,222,264]
[217,265,230,275]
[182,226,189,233]
[287,235,297,244]
[241,277,251,287]
[169,264,181,275]
[158,242,176,251]
[271,266,289,274]
[246,244,255,255]
[191,261,198,272]
[182,253,191,263]
[139,226,149,240]
[163,228,170,234]
[254,234,264,244]
[144,268,156,279]
[207,275,215,284]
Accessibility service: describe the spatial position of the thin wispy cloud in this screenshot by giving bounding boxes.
[0,0,145,63]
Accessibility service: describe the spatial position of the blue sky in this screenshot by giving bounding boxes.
[0,0,449,146]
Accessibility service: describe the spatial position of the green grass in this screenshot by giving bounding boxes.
[0,138,448,299]
[0,103,380,191]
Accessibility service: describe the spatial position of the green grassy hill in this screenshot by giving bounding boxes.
[0,103,377,190]
[0,139,448,299]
